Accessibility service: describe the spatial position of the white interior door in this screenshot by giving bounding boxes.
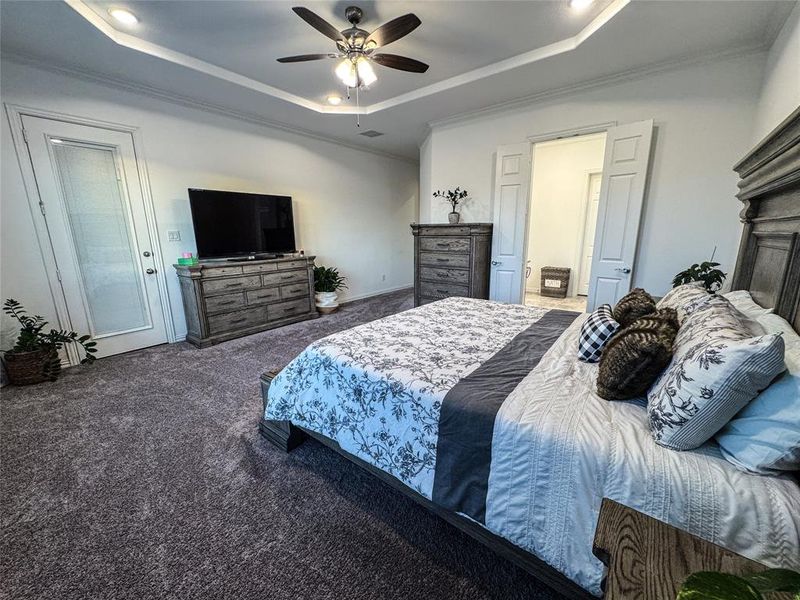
[586,120,654,311]
[489,143,531,304]
[21,116,168,358]
[578,172,603,296]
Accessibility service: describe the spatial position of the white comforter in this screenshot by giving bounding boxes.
[487,315,800,593]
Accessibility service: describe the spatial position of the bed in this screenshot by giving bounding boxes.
[259,106,800,599]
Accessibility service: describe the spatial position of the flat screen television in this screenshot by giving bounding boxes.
[188,188,296,259]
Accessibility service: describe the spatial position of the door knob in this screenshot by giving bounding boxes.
[146,268,156,274]
[615,267,631,274]
[143,251,151,257]
[491,260,501,266]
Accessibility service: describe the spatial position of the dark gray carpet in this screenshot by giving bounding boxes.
[1,289,562,600]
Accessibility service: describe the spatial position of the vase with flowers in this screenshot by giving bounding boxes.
[433,187,469,224]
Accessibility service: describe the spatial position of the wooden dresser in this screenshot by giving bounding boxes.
[175,256,318,348]
[411,223,493,307]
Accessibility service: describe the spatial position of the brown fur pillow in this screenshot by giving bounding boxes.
[612,288,657,328]
[597,308,679,401]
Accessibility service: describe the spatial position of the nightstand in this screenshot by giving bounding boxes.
[592,498,791,600]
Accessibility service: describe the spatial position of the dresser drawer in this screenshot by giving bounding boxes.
[203,275,261,295]
[281,282,309,299]
[419,252,470,269]
[208,306,267,335]
[246,287,281,305]
[278,260,307,271]
[204,292,245,314]
[201,266,243,278]
[242,263,278,274]
[268,298,309,321]
[419,266,469,285]
[420,281,469,300]
[417,226,473,237]
[420,237,470,253]
[262,270,307,286]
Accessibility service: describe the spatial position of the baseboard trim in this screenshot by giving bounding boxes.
[339,285,414,305]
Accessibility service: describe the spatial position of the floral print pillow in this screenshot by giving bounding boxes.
[647,295,786,451]
[657,282,710,324]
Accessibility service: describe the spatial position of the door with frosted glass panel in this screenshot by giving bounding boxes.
[21,116,167,358]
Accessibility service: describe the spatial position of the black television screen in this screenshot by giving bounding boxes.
[188,189,296,259]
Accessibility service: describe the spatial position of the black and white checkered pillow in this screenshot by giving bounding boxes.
[578,304,620,362]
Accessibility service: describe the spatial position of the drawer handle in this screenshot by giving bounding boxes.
[283,307,296,312]
[436,272,449,278]
[436,242,449,248]
[230,317,247,324]
[437,289,448,294]
[225,282,243,288]
[436,258,449,263]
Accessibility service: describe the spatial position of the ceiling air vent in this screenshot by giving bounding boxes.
[359,130,384,138]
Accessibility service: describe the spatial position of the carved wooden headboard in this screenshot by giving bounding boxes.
[731,106,800,334]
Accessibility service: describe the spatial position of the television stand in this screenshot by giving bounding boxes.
[174,255,318,348]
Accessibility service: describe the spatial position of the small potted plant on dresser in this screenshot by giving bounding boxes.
[433,187,469,224]
[314,266,347,314]
[1,299,97,385]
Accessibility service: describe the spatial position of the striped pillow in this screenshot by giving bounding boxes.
[647,295,786,451]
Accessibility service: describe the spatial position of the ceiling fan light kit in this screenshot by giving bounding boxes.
[278,5,428,94]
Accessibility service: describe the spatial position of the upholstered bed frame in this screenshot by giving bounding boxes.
[259,107,800,600]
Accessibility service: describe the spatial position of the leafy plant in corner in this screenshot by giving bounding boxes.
[676,567,800,600]
[672,248,727,293]
[313,266,348,293]
[2,298,97,384]
[433,187,469,214]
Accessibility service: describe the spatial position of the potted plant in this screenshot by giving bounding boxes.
[2,299,97,385]
[313,266,347,314]
[672,261,727,293]
[433,187,469,224]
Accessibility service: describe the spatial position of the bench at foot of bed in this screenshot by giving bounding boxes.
[259,371,307,452]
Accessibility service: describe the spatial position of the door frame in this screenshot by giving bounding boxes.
[4,104,176,364]
[514,121,616,304]
[574,169,603,297]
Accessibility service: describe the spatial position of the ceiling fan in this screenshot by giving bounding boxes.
[277,6,429,90]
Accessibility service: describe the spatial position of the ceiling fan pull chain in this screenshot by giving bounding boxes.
[356,86,360,128]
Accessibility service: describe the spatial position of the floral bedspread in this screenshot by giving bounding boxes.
[265,297,548,496]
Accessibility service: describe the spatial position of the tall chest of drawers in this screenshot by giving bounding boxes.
[175,256,318,348]
[411,223,493,307]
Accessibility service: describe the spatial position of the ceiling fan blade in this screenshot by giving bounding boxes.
[371,53,429,73]
[292,7,346,43]
[365,14,421,48]
[277,54,335,63]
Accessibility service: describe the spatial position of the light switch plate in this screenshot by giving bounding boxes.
[167,230,181,242]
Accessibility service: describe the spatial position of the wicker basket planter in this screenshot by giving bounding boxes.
[540,267,571,299]
[2,348,60,385]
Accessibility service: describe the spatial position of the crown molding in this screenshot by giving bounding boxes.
[426,41,769,131]
[1,51,419,165]
[64,0,629,115]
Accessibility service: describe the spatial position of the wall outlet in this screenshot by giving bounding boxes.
[167,230,181,242]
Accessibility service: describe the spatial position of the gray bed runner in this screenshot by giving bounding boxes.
[431,309,580,523]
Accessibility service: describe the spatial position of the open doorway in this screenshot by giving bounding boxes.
[524,132,607,312]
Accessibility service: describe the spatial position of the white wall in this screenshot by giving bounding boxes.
[421,52,765,296]
[526,134,605,296]
[0,59,419,347]
[752,1,800,143]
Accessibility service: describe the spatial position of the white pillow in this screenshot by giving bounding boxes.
[657,282,709,324]
[722,290,774,320]
[715,312,799,474]
[647,295,785,451]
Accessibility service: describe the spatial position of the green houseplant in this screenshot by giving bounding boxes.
[313,266,348,314]
[672,261,727,293]
[677,568,800,599]
[433,187,469,224]
[2,299,97,385]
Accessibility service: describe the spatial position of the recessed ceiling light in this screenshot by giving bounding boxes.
[326,95,343,106]
[569,0,594,10]
[108,8,139,26]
